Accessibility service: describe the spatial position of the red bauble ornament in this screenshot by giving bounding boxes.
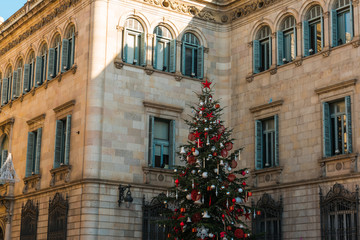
[221,149,228,158]
[192,212,202,223]
[175,179,179,187]
[225,142,233,151]
[231,160,238,168]
[180,222,185,227]
[242,171,246,176]
[213,152,217,156]
[188,133,196,141]
[242,182,246,186]
[234,229,244,238]
[232,198,236,203]
[187,155,196,164]
[256,210,261,215]
[247,191,252,197]
[191,190,201,201]
[227,174,236,182]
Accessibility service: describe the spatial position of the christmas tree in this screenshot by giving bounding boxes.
[160,79,254,240]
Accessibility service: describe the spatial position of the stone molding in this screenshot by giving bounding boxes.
[314,79,357,95]
[318,153,358,178]
[252,166,283,187]
[26,114,46,129]
[23,174,41,194]
[249,100,283,113]
[143,100,184,113]
[0,118,15,136]
[53,100,76,114]
[143,167,174,187]
[50,165,72,187]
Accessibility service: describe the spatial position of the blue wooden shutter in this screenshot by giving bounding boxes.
[16,68,22,97]
[35,56,42,86]
[331,10,338,47]
[54,120,64,168]
[277,31,284,66]
[253,40,260,74]
[140,32,146,66]
[61,39,69,72]
[71,32,75,66]
[303,21,315,57]
[197,46,204,79]
[123,28,128,63]
[25,132,35,177]
[345,96,352,153]
[255,120,263,169]
[350,2,354,39]
[274,115,279,166]
[34,128,42,174]
[321,16,324,49]
[153,35,158,69]
[1,150,7,167]
[181,43,186,75]
[64,115,71,165]
[323,102,331,157]
[23,64,30,93]
[12,71,18,100]
[1,78,8,106]
[169,120,176,169]
[293,26,297,57]
[169,39,176,73]
[48,48,55,79]
[148,116,154,166]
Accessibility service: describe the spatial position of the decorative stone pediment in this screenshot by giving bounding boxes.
[321,183,357,204]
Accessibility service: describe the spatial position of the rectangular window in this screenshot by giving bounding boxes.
[54,115,71,168]
[149,117,175,169]
[255,115,279,170]
[25,128,42,177]
[323,97,352,157]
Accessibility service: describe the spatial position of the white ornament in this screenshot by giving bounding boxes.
[193,150,199,156]
[196,226,209,240]
[214,168,218,174]
[180,147,186,154]
[238,188,243,193]
[202,172,208,178]
[200,102,204,106]
[186,194,192,200]
[211,185,216,189]
[211,146,216,152]
[202,211,210,218]
[235,197,242,203]
[209,233,214,238]
[191,170,196,174]
[227,167,232,171]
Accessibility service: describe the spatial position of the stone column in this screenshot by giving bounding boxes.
[116,26,124,60]
[175,40,182,75]
[296,22,302,57]
[323,11,330,50]
[146,33,155,68]
[270,32,276,69]
[246,42,254,82]
[353,0,359,39]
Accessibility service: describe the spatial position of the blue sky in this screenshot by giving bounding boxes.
[0,1,27,21]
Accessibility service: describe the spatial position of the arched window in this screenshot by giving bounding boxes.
[123,18,146,66]
[277,16,297,65]
[48,34,61,79]
[1,66,13,105]
[35,43,48,86]
[303,5,323,56]
[181,32,204,79]
[47,193,68,239]
[24,51,36,93]
[61,25,75,72]
[252,193,283,240]
[320,183,358,239]
[331,0,353,47]
[12,58,23,99]
[0,135,9,167]
[153,26,176,72]
[253,26,272,73]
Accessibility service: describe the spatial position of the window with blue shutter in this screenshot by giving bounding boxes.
[181,33,204,78]
[276,31,284,66]
[153,26,175,72]
[323,97,353,157]
[1,78,8,106]
[332,0,353,47]
[25,128,42,177]
[61,39,69,72]
[254,26,271,73]
[47,48,56,80]
[66,25,76,68]
[123,18,144,65]
[54,115,72,168]
[304,5,323,56]
[255,116,279,170]
[0,135,9,168]
[38,43,48,86]
[149,117,175,169]
[12,70,18,100]
[280,16,296,64]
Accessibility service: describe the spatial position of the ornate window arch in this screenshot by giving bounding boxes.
[320,183,358,239]
[20,200,38,240]
[277,15,297,65]
[61,24,76,72]
[253,25,272,73]
[303,5,324,56]
[181,32,204,79]
[153,25,176,72]
[123,18,146,66]
[47,193,69,239]
[252,193,282,239]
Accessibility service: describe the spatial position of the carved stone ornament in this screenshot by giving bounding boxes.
[352,40,360,48]
[270,67,277,75]
[23,174,41,194]
[246,75,254,83]
[144,67,155,75]
[293,58,303,67]
[174,74,183,81]
[322,49,331,57]
[114,59,124,69]
[49,165,71,187]
[255,193,282,211]
[320,183,358,203]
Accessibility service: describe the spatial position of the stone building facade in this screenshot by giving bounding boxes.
[0,0,359,239]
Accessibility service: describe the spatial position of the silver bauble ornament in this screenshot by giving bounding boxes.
[238,188,243,193]
[186,194,192,200]
[211,185,216,189]
[202,172,208,178]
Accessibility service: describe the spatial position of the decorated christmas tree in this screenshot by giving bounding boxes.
[160,80,255,240]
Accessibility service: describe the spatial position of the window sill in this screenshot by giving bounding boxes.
[318,153,358,178]
[23,174,41,194]
[143,166,175,187]
[252,166,283,188]
[50,164,71,187]
[114,58,202,82]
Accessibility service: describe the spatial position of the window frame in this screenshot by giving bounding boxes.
[181,32,204,79]
[54,115,71,168]
[24,51,36,93]
[123,18,146,66]
[62,25,76,72]
[254,26,272,73]
[277,16,296,65]
[331,0,353,47]
[153,26,176,72]
[25,128,42,177]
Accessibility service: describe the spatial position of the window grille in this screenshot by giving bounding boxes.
[20,200,38,240]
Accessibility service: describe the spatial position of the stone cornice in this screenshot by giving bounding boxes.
[53,100,76,113]
[0,118,15,128]
[249,99,284,113]
[26,114,45,126]
[143,100,184,113]
[0,0,81,56]
[315,79,357,95]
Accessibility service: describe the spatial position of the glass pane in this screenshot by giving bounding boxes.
[127,34,136,63]
[155,145,161,156]
[343,115,347,153]
[337,116,343,154]
[345,11,351,43]
[316,23,322,52]
[331,101,345,114]
[154,120,169,140]
[185,47,192,76]
[156,42,164,70]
